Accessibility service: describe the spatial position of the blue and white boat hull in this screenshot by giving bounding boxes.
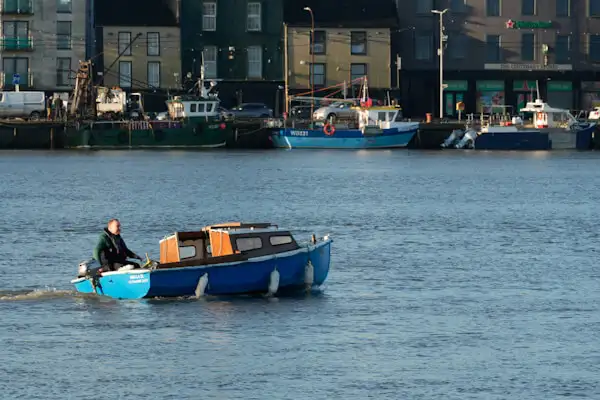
[272,124,419,149]
[72,240,332,299]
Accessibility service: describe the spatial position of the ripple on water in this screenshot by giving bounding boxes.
[1,150,600,399]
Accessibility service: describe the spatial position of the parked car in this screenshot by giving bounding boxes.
[312,101,357,122]
[229,103,273,118]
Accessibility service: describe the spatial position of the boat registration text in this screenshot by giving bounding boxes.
[290,130,310,137]
[129,274,149,284]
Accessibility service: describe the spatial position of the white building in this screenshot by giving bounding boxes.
[0,0,86,91]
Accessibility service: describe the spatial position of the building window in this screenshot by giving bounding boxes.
[2,21,29,50]
[310,63,325,86]
[247,45,262,78]
[202,2,216,31]
[147,32,159,56]
[521,33,535,61]
[247,2,262,32]
[56,57,71,86]
[415,0,433,14]
[351,31,367,55]
[522,0,535,15]
[449,33,467,59]
[203,46,217,78]
[590,34,600,62]
[119,61,132,88]
[556,0,570,16]
[414,33,432,60]
[57,0,71,13]
[555,34,570,63]
[350,63,367,82]
[591,0,600,16]
[147,61,160,88]
[487,0,501,16]
[311,30,326,55]
[450,0,467,12]
[486,34,501,61]
[2,57,28,86]
[57,21,71,49]
[118,32,131,55]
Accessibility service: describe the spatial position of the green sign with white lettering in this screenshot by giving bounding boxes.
[506,19,553,29]
[444,80,468,91]
[547,81,572,91]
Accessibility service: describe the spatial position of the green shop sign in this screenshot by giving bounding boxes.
[547,81,572,92]
[505,19,553,29]
[443,80,468,91]
[513,80,537,91]
[477,80,504,91]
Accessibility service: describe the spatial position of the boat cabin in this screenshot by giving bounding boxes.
[166,96,221,120]
[519,99,577,129]
[158,222,300,266]
[357,105,404,130]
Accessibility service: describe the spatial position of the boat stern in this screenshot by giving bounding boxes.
[307,236,333,286]
[71,269,152,299]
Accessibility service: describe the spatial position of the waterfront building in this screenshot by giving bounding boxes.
[284,0,398,99]
[0,0,86,91]
[396,0,600,117]
[179,0,284,107]
[95,0,181,92]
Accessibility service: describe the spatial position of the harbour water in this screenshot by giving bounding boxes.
[1,149,600,399]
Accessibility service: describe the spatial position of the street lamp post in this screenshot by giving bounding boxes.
[431,8,448,120]
[303,6,315,119]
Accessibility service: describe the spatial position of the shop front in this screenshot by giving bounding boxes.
[546,81,573,110]
[513,80,537,111]
[476,80,506,114]
[581,81,600,111]
[443,80,468,117]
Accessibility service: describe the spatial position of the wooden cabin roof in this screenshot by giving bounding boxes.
[202,222,277,231]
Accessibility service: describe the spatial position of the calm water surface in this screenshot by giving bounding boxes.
[1,149,600,399]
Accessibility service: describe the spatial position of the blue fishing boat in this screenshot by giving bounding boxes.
[272,111,419,149]
[275,76,419,149]
[71,222,332,300]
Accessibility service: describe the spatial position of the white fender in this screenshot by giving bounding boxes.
[268,269,280,296]
[304,260,314,287]
[195,273,209,298]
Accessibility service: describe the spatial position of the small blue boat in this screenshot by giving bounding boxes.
[72,222,332,300]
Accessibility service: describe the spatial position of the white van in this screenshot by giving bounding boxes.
[0,91,46,120]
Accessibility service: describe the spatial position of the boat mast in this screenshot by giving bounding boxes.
[197,52,208,98]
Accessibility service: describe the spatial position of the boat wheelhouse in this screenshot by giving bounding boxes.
[158,222,301,265]
[519,98,579,129]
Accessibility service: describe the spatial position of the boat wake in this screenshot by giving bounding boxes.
[0,287,79,301]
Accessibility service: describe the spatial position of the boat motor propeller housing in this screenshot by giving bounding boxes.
[77,259,101,278]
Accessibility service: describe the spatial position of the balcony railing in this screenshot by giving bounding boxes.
[0,36,33,51]
[1,0,33,14]
[1,71,31,88]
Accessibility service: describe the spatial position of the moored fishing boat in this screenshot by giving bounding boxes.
[443,98,596,150]
[72,222,332,299]
[273,77,419,149]
[273,105,419,149]
[65,64,234,149]
[65,91,233,149]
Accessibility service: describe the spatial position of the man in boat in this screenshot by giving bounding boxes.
[93,219,143,271]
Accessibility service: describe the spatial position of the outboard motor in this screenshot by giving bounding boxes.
[455,128,478,149]
[441,129,464,148]
[77,259,101,278]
